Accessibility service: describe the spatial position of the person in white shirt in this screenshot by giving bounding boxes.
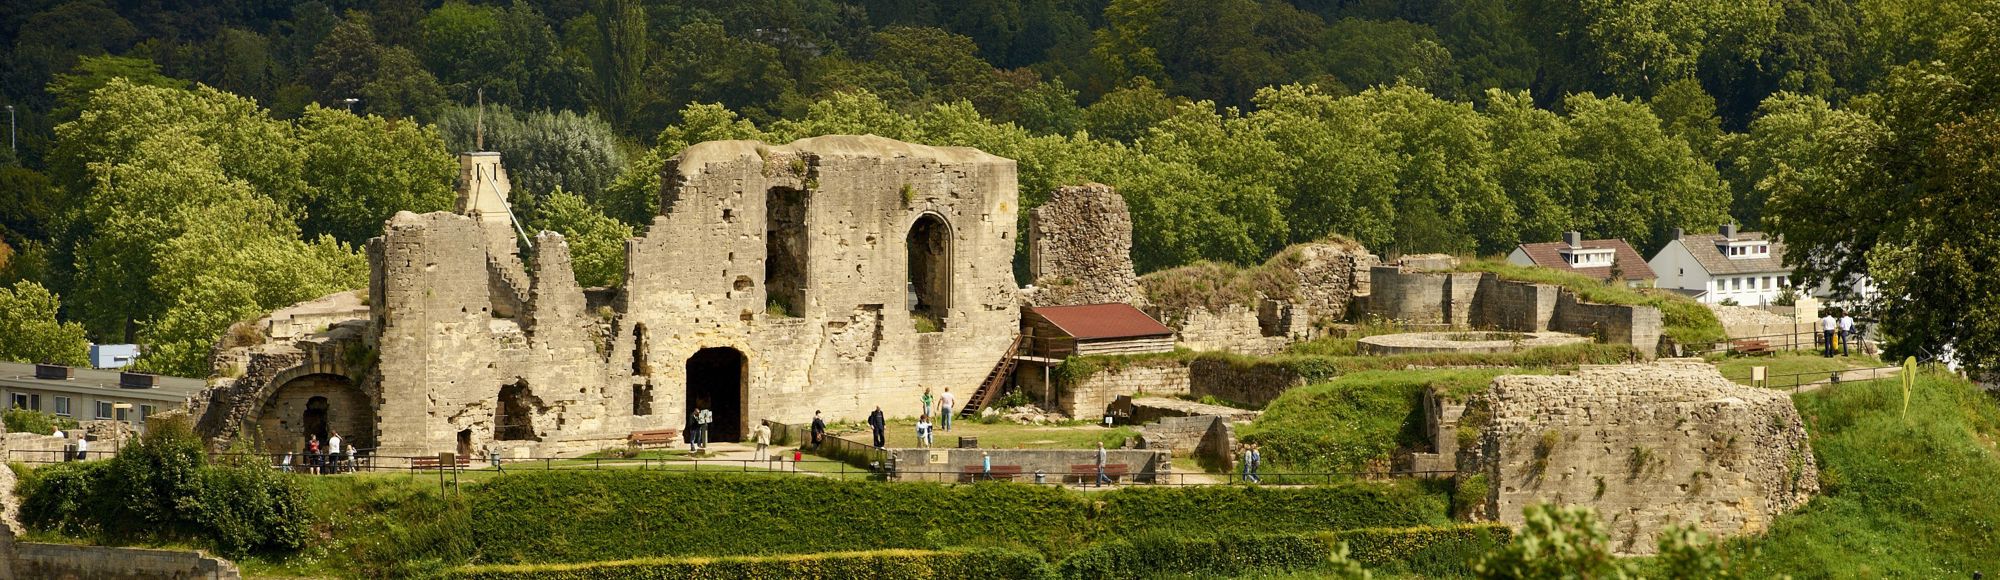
[751,421,772,461]
[1838,313,1856,356]
[1821,314,1839,357]
[327,432,344,474]
[938,388,956,432]
[74,437,88,461]
[916,415,933,447]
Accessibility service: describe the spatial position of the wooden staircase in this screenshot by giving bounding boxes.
[959,335,1024,418]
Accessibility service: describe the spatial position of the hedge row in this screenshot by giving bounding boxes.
[1052,524,1510,579]
[467,471,1448,564]
[449,548,1049,580]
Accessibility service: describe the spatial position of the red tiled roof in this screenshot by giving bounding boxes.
[1028,303,1174,340]
[1515,239,1658,282]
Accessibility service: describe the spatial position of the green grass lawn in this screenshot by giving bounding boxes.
[1722,370,2000,576]
[1711,352,1884,387]
[1237,369,1534,479]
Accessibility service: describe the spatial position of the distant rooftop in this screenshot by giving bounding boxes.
[0,361,206,401]
[1027,303,1174,340]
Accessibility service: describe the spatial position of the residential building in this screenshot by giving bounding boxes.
[0,362,202,432]
[1506,231,1657,287]
[1648,225,1800,305]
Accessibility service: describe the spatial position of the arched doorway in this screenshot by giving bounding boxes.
[906,213,952,330]
[254,373,373,454]
[685,347,746,442]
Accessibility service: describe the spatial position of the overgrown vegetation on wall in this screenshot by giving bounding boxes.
[1237,369,1532,476]
[448,548,1048,580]
[1458,259,1725,348]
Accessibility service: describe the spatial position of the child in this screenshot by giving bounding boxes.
[916,414,934,447]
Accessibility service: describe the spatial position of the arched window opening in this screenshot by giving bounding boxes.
[685,347,747,442]
[906,214,951,332]
[495,381,539,441]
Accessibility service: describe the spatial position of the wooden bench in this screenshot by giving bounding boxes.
[627,429,681,448]
[409,456,471,470]
[958,464,1024,483]
[1730,339,1772,356]
[1067,464,1130,484]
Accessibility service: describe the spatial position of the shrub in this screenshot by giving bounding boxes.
[2,408,77,434]
[467,471,1447,564]
[1054,531,1349,579]
[1237,369,1531,475]
[1333,524,1511,576]
[1474,504,1630,579]
[13,415,312,556]
[448,548,1050,580]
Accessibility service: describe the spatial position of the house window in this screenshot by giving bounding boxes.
[1762,276,1772,289]
[1780,275,1790,287]
[140,404,154,422]
[54,396,69,417]
[1759,245,1769,254]
[9,393,26,409]
[94,401,113,420]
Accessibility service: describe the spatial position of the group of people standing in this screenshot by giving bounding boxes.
[1820,311,1858,357]
[686,404,713,453]
[281,431,355,474]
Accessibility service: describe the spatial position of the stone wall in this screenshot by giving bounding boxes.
[1471,277,1558,332]
[1188,358,1307,408]
[1134,414,1237,470]
[1471,362,1818,554]
[1028,183,1140,307]
[887,447,1170,482]
[1172,305,1288,355]
[1550,293,1662,355]
[1273,241,1377,323]
[1051,361,1190,418]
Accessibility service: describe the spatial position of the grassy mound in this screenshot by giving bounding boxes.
[1236,369,1527,476]
[1458,259,1725,348]
[1731,371,2000,576]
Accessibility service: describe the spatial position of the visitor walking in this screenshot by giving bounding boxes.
[810,410,826,450]
[688,407,702,453]
[1095,441,1112,487]
[868,406,887,449]
[921,388,934,422]
[751,420,772,461]
[1242,444,1262,484]
[981,451,992,481]
[939,388,956,432]
[306,435,320,472]
[1839,312,1856,356]
[916,415,933,447]
[1821,312,1839,357]
[74,436,88,461]
[696,406,713,452]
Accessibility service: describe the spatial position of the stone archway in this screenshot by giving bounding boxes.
[907,213,952,329]
[685,347,747,443]
[255,373,373,454]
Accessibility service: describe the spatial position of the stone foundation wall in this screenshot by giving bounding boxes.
[1188,358,1307,408]
[887,447,1170,482]
[1135,415,1237,469]
[1172,305,1288,355]
[1054,362,1191,418]
[1550,293,1662,355]
[1363,271,1662,356]
[1473,362,1818,554]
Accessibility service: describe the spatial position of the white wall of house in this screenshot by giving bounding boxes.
[1648,240,1710,298]
[1506,247,1532,267]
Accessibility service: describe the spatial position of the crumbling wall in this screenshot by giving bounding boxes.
[1188,358,1308,408]
[1551,293,1663,355]
[1473,362,1818,554]
[1172,305,1288,355]
[1267,240,1376,323]
[1028,183,1140,307]
[1053,361,1191,417]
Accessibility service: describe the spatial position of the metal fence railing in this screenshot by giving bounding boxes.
[1721,365,1901,394]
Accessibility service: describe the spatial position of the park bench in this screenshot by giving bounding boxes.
[1067,463,1130,484]
[1730,339,1772,356]
[409,455,471,471]
[627,428,680,449]
[958,464,1024,482]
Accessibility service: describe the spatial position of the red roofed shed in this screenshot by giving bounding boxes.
[1023,303,1175,358]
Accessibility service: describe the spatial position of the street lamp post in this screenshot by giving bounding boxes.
[341,98,360,113]
[5,105,14,158]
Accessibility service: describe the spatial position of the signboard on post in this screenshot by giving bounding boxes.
[1752,366,1766,387]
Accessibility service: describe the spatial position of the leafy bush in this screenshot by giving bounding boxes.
[1474,504,1629,579]
[1333,524,1511,576]
[467,471,1446,564]
[15,416,312,556]
[2,408,78,434]
[1194,343,1638,385]
[449,548,1049,580]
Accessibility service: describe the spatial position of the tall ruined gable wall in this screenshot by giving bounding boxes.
[1478,362,1818,554]
[1028,183,1140,307]
[622,135,1021,432]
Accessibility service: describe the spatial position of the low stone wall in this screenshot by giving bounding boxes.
[15,544,240,580]
[886,447,1170,483]
[1134,415,1237,470]
[1054,362,1191,418]
[1550,293,1662,355]
[1471,362,1817,555]
[1172,305,1288,355]
[1188,358,1307,408]
[1356,331,1591,356]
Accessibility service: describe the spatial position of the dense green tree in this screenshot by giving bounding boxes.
[45,54,188,118]
[1728,92,1885,230]
[1081,77,1183,142]
[1561,93,1730,252]
[0,281,89,366]
[1317,18,1458,97]
[529,188,634,288]
[297,105,457,245]
[648,21,795,125]
[1476,504,1633,579]
[434,104,626,210]
[1484,89,1585,245]
[586,0,649,133]
[418,1,586,112]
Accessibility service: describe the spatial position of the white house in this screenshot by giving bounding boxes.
[1506,231,1656,287]
[1648,225,1799,305]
